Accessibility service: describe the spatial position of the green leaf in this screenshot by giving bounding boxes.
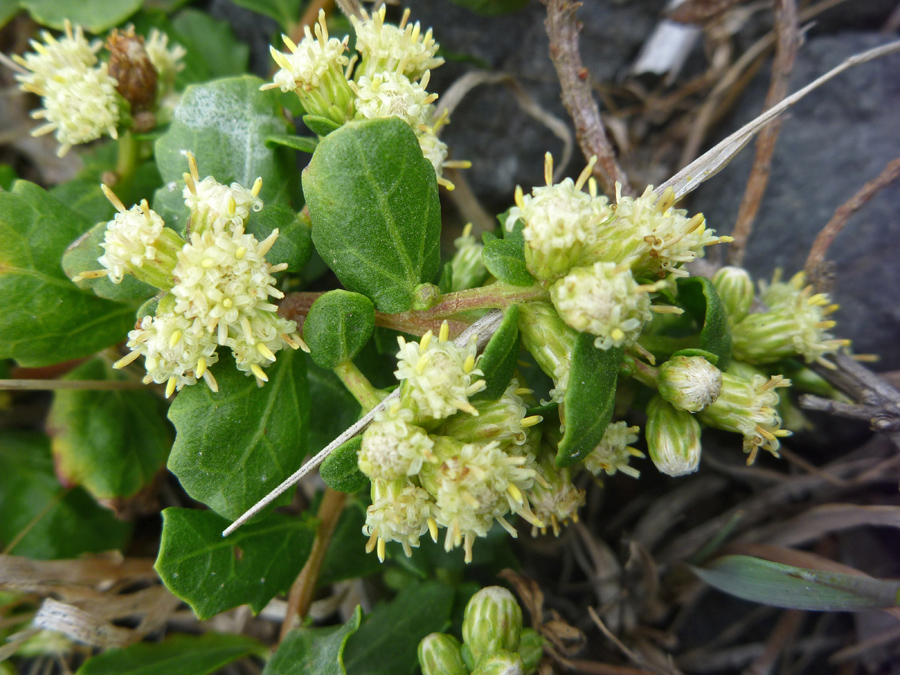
[481,239,534,287]
[0,431,131,559]
[155,76,297,208]
[448,0,529,16]
[557,338,621,467]
[155,508,316,620]
[77,632,265,675]
[230,0,302,31]
[693,555,900,611]
[171,9,250,85]
[167,350,309,521]
[472,305,520,401]
[62,221,157,302]
[303,115,342,137]
[0,182,137,367]
[245,203,312,273]
[676,276,732,369]
[320,436,368,493]
[671,347,720,365]
[307,361,362,455]
[304,117,442,313]
[266,134,319,154]
[20,0,141,32]
[343,582,454,675]
[47,359,171,501]
[319,500,383,586]
[304,291,375,370]
[264,606,362,675]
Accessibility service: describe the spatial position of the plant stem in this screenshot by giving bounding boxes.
[115,131,139,180]
[333,360,383,410]
[280,487,347,642]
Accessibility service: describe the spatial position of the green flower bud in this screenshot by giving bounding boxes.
[418,633,468,675]
[471,650,526,675]
[461,642,476,671]
[517,302,577,402]
[517,628,545,674]
[463,587,523,662]
[646,395,701,476]
[657,355,722,412]
[413,283,442,311]
[449,223,489,292]
[438,379,538,447]
[712,266,755,322]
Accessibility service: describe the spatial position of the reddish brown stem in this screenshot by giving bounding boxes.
[728,0,799,266]
[543,0,631,197]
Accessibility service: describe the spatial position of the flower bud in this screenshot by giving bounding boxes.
[517,302,577,402]
[528,451,584,536]
[448,223,488,292]
[646,395,701,476]
[712,266,755,322]
[463,587,523,662]
[107,26,158,113]
[418,633,468,675]
[471,651,526,675]
[438,380,536,447]
[657,355,722,412]
[517,628,545,675]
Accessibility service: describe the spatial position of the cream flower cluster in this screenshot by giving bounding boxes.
[83,154,301,396]
[583,421,644,479]
[264,8,462,187]
[145,29,187,88]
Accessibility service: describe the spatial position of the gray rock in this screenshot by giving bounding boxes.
[692,34,900,370]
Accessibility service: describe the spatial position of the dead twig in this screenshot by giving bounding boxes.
[728,0,800,267]
[804,156,900,289]
[744,609,805,675]
[542,0,631,196]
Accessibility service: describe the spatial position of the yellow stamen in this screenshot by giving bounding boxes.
[463,354,476,373]
[72,269,108,282]
[203,370,219,393]
[543,152,553,186]
[419,330,433,351]
[427,518,438,543]
[169,330,183,347]
[196,357,207,378]
[443,160,472,169]
[235,246,246,260]
[610,327,625,343]
[377,538,386,562]
[257,343,277,361]
[251,177,263,197]
[439,321,449,343]
[201,258,214,268]
[251,364,269,383]
[281,34,298,53]
[100,184,127,213]
[165,377,177,398]
[258,230,279,256]
[186,151,199,182]
[113,350,142,369]
[183,172,197,195]
[506,484,523,503]
[575,155,597,191]
[520,415,542,428]
[227,195,236,217]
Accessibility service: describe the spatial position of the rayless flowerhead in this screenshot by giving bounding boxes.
[731,270,849,368]
[438,380,542,447]
[528,451,585,537]
[646,395,702,476]
[352,69,437,127]
[358,404,436,480]
[657,355,723,412]
[583,421,644,478]
[351,6,444,81]
[8,20,99,95]
[506,153,612,280]
[447,223,488,292]
[363,478,438,561]
[144,28,186,90]
[182,152,263,234]
[395,321,486,422]
[550,262,654,350]
[698,372,792,463]
[263,9,354,124]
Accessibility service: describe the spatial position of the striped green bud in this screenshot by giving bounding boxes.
[517,301,577,402]
[463,587,523,662]
[517,628,545,674]
[712,266,755,322]
[646,395,701,476]
[418,633,468,675]
[657,355,722,412]
[472,650,526,675]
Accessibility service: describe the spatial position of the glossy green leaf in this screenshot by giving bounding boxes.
[303,115,341,137]
[0,431,131,559]
[676,276,732,370]
[320,436,367,493]
[693,555,900,611]
[557,339,621,467]
[0,182,137,367]
[20,0,141,32]
[155,76,297,208]
[343,582,454,675]
[62,221,158,302]
[230,0,302,31]
[155,508,316,620]
[307,361,362,455]
[266,134,319,154]
[472,305,520,401]
[171,9,249,85]
[481,239,534,287]
[264,606,362,675]
[246,203,312,273]
[304,117,441,313]
[448,0,529,15]
[304,291,375,370]
[319,500,382,586]
[167,350,309,521]
[47,359,170,501]
[77,632,265,675]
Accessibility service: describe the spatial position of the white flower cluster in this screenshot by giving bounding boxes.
[264,7,462,187]
[583,421,644,479]
[98,153,301,396]
[145,29,187,88]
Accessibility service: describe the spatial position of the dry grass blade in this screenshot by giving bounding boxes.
[745,504,900,549]
[744,609,804,675]
[728,0,799,267]
[0,554,157,590]
[32,598,136,648]
[656,40,900,200]
[668,0,746,24]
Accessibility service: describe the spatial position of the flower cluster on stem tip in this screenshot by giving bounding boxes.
[77,152,303,397]
[263,8,467,188]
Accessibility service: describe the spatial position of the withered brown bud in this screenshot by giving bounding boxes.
[107,26,157,112]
